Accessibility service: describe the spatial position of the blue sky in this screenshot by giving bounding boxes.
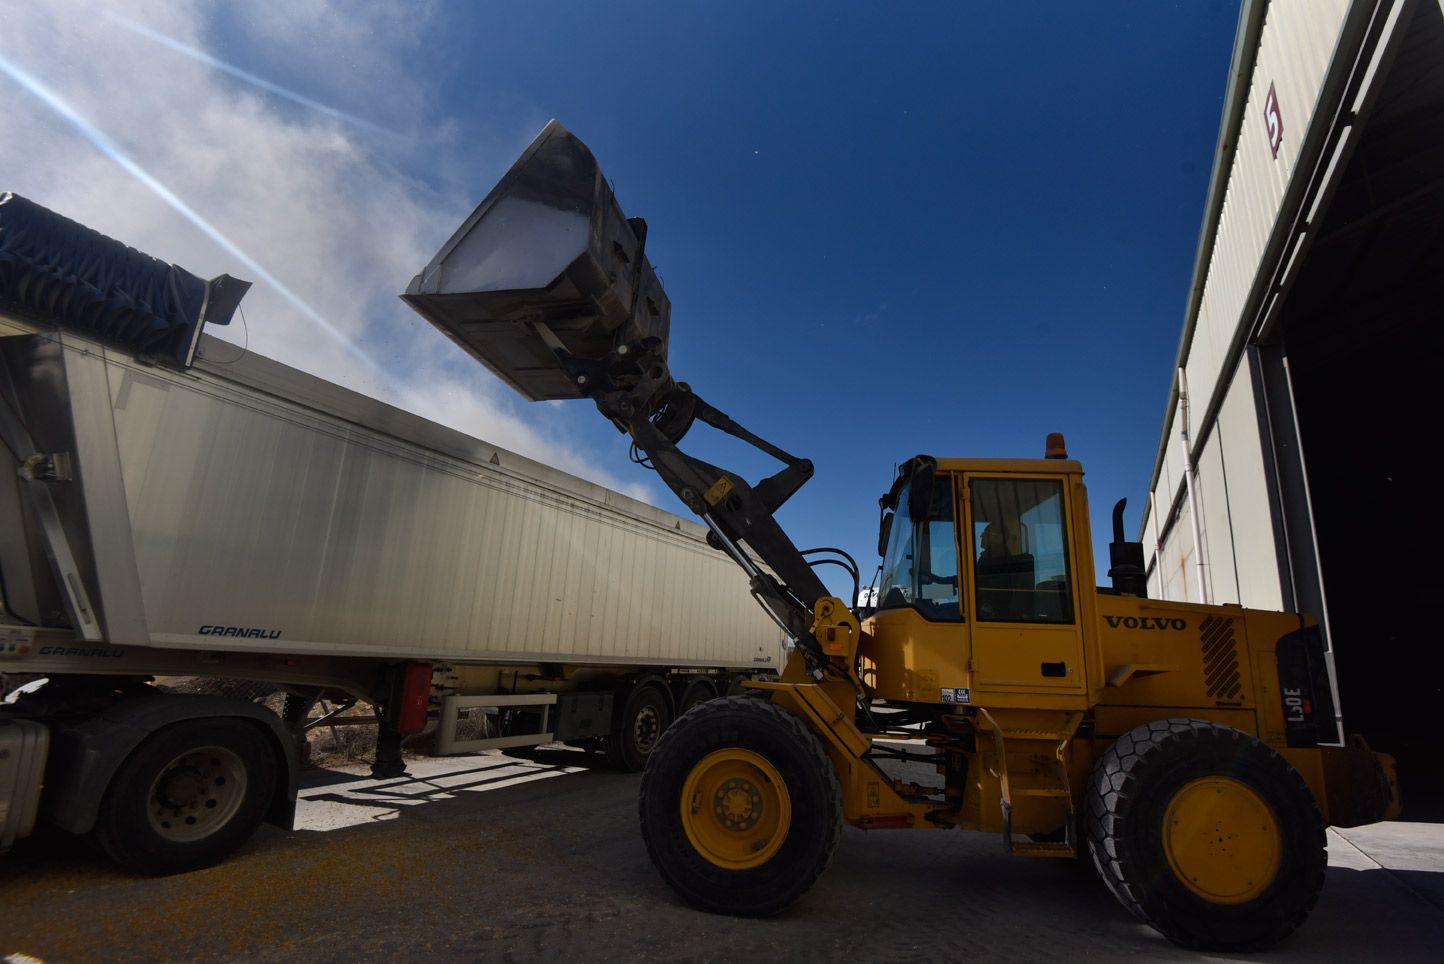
[2,1,1241,597]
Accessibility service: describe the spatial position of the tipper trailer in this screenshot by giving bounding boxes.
[0,193,784,874]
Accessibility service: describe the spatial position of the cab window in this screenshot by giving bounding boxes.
[970,478,1073,623]
[877,475,961,621]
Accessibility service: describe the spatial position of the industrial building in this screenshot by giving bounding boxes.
[1142,0,1443,810]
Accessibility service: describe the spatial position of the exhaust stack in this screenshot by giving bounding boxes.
[1107,498,1149,598]
[402,120,671,401]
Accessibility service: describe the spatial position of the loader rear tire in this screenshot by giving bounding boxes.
[1085,719,1326,951]
[639,695,841,916]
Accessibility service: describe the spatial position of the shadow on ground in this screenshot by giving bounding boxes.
[3,752,1442,963]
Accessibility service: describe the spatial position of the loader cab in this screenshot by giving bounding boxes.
[862,453,1102,710]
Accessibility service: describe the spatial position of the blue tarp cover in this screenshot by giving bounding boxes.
[0,192,240,367]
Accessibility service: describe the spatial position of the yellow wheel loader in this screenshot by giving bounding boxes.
[403,121,1400,952]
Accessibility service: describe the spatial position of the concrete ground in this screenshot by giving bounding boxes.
[2,748,1441,963]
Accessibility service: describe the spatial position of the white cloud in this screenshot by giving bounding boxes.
[0,0,655,502]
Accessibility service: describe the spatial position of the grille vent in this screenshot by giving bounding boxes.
[1199,614,1243,700]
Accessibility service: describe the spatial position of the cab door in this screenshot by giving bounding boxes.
[963,474,1088,699]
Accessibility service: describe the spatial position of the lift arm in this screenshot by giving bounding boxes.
[544,328,834,671]
[401,119,849,674]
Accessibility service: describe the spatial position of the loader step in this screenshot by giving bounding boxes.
[998,729,1071,742]
[1010,840,1077,858]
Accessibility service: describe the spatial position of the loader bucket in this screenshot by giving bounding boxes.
[402,120,671,400]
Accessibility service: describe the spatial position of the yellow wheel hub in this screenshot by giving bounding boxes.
[681,748,791,870]
[1163,776,1281,904]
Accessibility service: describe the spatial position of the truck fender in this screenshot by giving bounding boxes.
[42,693,299,835]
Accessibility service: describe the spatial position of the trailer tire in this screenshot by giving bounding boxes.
[639,696,841,916]
[1085,719,1325,951]
[677,679,717,715]
[94,718,277,875]
[605,684,671,771]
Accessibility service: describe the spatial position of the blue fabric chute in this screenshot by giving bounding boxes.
[0,193,248,368]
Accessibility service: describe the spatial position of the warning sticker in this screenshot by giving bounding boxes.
[704,475,734,506]
[940,687,971,705]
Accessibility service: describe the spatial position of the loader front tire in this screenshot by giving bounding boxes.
[1085,719,1326,951]
[639,695,842,916]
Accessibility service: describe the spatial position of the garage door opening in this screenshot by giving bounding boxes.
[1259,0,1444,819]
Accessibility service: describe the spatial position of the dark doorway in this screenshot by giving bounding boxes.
[1271,1,1444,818]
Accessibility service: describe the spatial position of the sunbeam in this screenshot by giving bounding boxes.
[104,10,396,139]
[0,52,417,401]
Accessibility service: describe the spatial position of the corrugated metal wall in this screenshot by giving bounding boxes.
[1145,0,1351,608]
[1186,0,1349,413]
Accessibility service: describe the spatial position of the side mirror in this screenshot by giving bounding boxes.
[877,510,894,558]
[906,458,937,523]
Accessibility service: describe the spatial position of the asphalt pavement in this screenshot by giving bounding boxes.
[2,748,1441,963]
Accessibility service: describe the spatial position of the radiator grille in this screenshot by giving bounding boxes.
[1199,614,1243,700]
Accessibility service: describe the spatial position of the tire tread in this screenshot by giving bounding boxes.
[1085,718,1326,950]
[639,695,842,916]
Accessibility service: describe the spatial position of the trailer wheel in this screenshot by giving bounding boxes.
[94,719,277,875]
[639,696,841,916]
[677,679,717,715]
[1085,719,1326,951]
[605,685,671,771]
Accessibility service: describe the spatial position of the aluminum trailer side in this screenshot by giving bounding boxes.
[2,324,782,669]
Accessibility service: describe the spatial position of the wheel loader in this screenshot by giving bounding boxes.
[402,120,1401,951]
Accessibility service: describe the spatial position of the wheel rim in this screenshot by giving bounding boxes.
[680,748,791,870]
[1163,776,1281,904]
[633,704,663,754]
[146,745,248,843]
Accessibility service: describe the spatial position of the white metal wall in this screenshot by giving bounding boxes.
[1185,0,1350,414]
[1214,375,1285,610]
[1145,0,1351,607]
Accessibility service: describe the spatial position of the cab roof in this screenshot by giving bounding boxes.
[933,457,1084,476]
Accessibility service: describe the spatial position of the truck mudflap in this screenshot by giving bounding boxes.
[1320,735,1401,827]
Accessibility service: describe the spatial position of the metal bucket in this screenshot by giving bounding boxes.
[402,120,670,400]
